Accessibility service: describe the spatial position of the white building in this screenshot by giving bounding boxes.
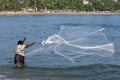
[113,0,118,2]
[83,0,89,4]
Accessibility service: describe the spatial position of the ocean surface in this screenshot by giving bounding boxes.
[0,14,120,80]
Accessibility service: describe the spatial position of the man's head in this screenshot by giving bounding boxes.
[17,40,23,45]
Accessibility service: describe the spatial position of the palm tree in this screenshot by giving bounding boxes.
[34,0,37,11]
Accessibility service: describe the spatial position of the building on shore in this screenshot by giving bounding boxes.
[83,0,89,4]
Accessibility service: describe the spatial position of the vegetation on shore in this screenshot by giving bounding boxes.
[0,0,120,12]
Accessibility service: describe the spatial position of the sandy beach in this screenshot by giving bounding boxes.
[0,11,120,16]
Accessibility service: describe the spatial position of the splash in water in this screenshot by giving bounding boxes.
[41,26,114,63]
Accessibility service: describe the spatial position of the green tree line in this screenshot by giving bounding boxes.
[0,0,120,11]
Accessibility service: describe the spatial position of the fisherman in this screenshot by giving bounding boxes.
[14,37,35,68]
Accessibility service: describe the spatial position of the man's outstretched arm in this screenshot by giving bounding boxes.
[25,42,35,48]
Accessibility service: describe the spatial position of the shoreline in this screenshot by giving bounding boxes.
[0,11,120,16]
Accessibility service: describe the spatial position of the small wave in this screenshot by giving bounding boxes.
[0,74,7,78]
[0,64,120,80]
[25,63,120,71]
[54,63,120,70]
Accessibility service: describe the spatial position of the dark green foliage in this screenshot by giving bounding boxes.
[0,0,119,11]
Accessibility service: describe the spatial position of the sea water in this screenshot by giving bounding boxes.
[0,14,120,80]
